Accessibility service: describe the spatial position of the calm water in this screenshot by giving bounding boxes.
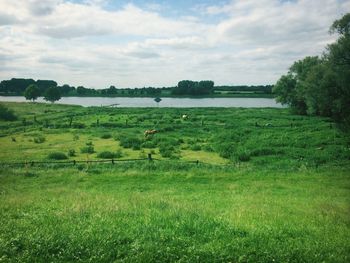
[0,96,284,108]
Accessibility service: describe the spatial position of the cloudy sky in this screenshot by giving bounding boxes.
[0,0,349,88]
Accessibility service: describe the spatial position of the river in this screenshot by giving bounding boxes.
[0,96,284,108]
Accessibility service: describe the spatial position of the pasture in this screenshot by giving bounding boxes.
[0,102,349,262]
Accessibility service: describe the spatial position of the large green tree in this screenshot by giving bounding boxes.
[273,13,350,124]
[273,56,321,114]
[44,87,61,103]
[24,84,40,102]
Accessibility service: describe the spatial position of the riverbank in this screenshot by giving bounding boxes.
[0,93,274,98]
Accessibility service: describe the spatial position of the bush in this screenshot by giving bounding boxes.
[159,148,173,158]
[48,152,68,160]
[100,133,112,139]
[115,149,123,158]
[97,151,116,159]
[0,104,17,121]
[190,144,201,151]
[203,145,214,152]
[142,140,157,148]
[119,136,142,149]
[236,150,251,162]
[33,135,45,144]
[81,146,95,154]
[159,143,179,158]
[68,149,76,157]
[217,144,235,159]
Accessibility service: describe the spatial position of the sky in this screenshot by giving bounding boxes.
[0,0,349,88]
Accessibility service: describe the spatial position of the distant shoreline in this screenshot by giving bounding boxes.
[0,93,274,99]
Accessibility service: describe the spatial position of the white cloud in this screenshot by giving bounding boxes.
[0,0,349,87]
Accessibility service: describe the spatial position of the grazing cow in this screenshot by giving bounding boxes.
[144,129,158,137]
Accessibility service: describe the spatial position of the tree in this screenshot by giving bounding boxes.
[77,86,87,95]
[107,86,117,95]
[273,13,350,124]
[273,56,321,114]
[44,87,61,103]
[0,78,35,95]
[24,84,40,102]
[172,80,214,95]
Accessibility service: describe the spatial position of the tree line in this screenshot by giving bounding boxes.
[0,78,273,98]
[215,85,273,93]
[273,13,350,125]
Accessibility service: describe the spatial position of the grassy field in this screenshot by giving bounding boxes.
[0,102,349,262]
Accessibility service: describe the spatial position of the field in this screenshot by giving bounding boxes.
[0,102,349,262]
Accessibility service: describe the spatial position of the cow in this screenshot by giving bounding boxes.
[144,129,158,137]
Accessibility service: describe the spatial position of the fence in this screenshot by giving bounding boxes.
[0,154,206,168]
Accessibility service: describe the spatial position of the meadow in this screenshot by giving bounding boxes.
[0,102,349,262]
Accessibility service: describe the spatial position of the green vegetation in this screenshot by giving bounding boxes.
[44,86,61,103]
[0,104,17,121]
[97,150,123,159]
[0,102,349,262]
[24,84,40,102]
[274,13,350,125]
[172,80,214,95]
[0,78,273,98]
[47,151,68,160]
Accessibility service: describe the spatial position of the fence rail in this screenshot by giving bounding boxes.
[0,154,207,167]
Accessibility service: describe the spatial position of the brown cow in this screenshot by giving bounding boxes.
[144,129,158,137]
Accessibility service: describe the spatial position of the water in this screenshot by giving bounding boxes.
[0,96,284,108]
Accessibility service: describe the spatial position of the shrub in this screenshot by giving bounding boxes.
[159,148,173,158]
[68,149,76,157]
[142,140,157,148]
[115,149,123,158]
[236,150,251,162]
[100,133,112,139]
[159,143,179,158]
[33,135,45,144]
[190,144,201,151]
[81,146,95,154]
[0,104,17,121]
[203,145,214,152]
[119,136,142,149]
[48,152,68,160]
[217,144,235,159]
[97,151,116,159]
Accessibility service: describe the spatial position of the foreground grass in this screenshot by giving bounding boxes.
[0,163,349,262]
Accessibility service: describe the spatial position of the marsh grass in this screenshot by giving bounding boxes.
[0,102,349,262]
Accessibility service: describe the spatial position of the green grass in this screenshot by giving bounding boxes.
[0,102,349,262]
[0,164,349,262]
